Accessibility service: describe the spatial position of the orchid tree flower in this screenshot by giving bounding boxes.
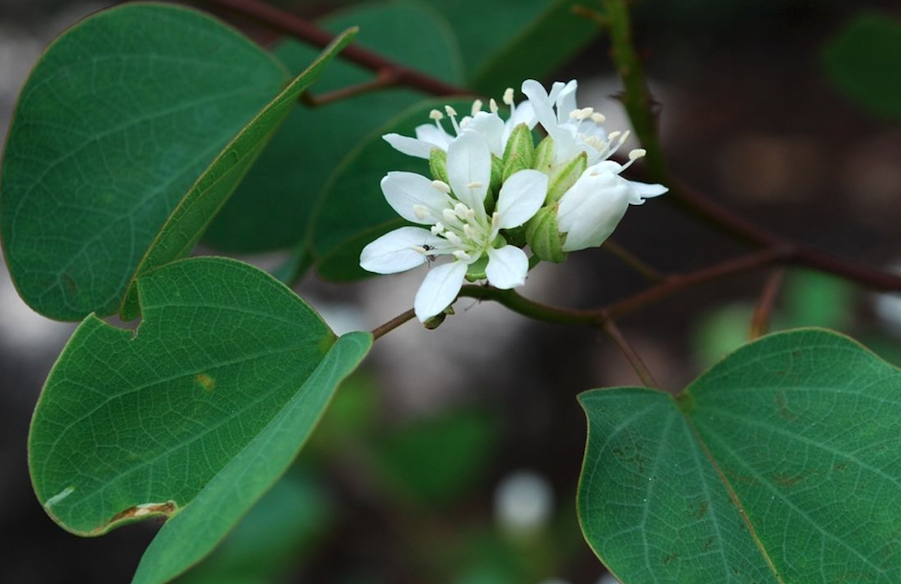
[557,153,668,252]
[361,132,548,321]
[521,78,629,168]
[383,90,536,160]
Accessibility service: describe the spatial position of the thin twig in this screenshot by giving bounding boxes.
[199,0,470,97]
[371,308,416,340]
[458,248,787,326]
[750,268,785,339]
[601,319,659,388]
[302,68,401,106]
[602,239,666,283]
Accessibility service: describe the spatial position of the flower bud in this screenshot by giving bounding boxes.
[546,151,587,203]
[429,147,448,183]
[525,205,566,263]
[502,123,535,182]
[534,135,555,173]
[556,165,632,252]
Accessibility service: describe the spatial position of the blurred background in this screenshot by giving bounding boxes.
[2,0,901,582]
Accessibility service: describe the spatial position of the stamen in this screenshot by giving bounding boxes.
[443,209,458,222]
[432,180,451,193]
[460,116,471,128]
[590,112,606,123]
[503,88,515,106]
[466,181,484,189]
[411,245,428,254]
[446,232,462,246]
[607,131,621,142]
[445,105,461,134]
[471,100,483,116]
[429,109,444,121]
[489,98,499,114]
[629,148,647,161]
[412,204,429,221]
[465,208,476,221]
[454,203,470,219]
[453,250,472,262]
[431,224,443,235]
[463,224,475,239]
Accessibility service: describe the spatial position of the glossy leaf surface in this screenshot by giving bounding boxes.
[119,28,357,319]
[204,1,463,252]
[579,329,901,583]
[0,4,288,320]
[28,257,371,583]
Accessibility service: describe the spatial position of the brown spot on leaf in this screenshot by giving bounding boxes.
[773,470,814,488]
[834,461,849,471]
[611,444,645,474]
[702,536,716,552]
[662,552,678,566]
[697,500,709,519]
[195,373,215,391]
[109,501,176,524]
[775,392,797,421]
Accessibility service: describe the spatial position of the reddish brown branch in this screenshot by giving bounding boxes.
[303,68,400,106]
[750,268,785,339]
[372,308,416,340]
[601,319,659,388]
[199,0,470,97]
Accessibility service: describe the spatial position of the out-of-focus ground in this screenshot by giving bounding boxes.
[2,1,901,583]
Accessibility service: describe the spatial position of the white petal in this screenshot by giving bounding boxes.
[496,170,548,229]
[465,112,506,156]
[629,180,668,204]
[557,171,630,252]
[360,227,440,274]
[382,134,433,159]
[381,171,452,224]
[503,101,536,144]
[521,80,557,136]
[555,80,578,124]
[414,261,468,321]
[415,124,454,150]
[486,245,529,289]
[447,131,491,214]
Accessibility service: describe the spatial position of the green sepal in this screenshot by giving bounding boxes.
[485,154,503,213]
[525,206,566,263]
[465,254,490,282]
[503,225,527,248]
[534,135,555,173]
[429,148,449,183]
[502,123,535,182]
[423,306,454,330]
[547,151,587,203]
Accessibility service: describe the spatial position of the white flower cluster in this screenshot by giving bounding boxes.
[360,79,667,322]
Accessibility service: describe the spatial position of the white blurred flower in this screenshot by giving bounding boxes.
[493,470,554,536]
[361,132,547,321]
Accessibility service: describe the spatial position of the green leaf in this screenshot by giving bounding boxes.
[203,1,464,253]
[420,0,599,95]
[0,3,289,321]
[310,97,473,281]
[28,257,371,584]
[578,328,901,583]
[119,28,357,320]
[822,12,901,120]
[172,470,332,584]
